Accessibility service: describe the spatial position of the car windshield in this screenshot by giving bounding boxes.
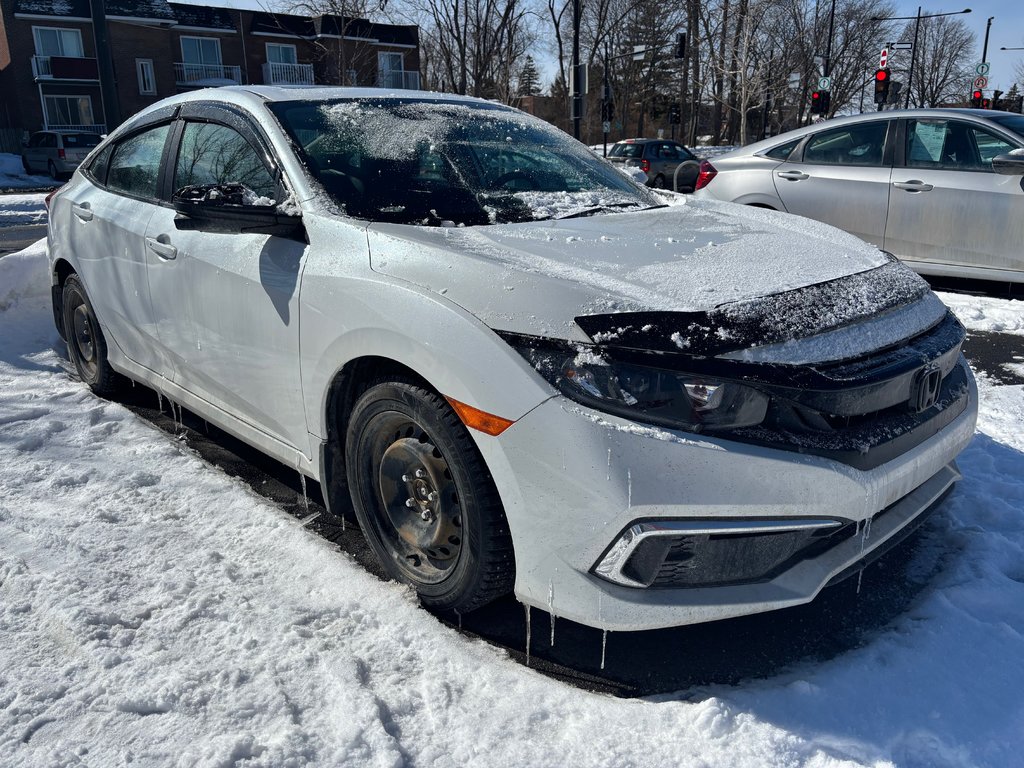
[62,133,102,148]
[269,98,658,225]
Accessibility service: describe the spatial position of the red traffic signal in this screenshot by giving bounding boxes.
[971,90,983,108]
[874,68,891,104]
[811,91,823,114]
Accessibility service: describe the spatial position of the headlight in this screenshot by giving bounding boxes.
[508,339,768,433]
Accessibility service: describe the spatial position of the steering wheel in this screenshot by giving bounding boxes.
[490,170,539,190]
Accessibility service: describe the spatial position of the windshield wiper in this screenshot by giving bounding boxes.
[555,203,668,220]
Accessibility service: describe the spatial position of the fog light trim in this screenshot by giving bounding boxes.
[592,518,845,588]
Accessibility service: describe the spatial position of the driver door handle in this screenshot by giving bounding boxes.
[146,235,177,260]
[72,203,93,221]
[893,180,933,192]
[776,170,809,181]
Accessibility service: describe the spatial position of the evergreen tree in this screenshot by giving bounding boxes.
[517,56,542,97]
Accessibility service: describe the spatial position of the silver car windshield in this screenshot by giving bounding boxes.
[269,98,658,225]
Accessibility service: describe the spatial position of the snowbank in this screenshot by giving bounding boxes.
[0,153,58,191]
[0,193,48,226]
[936,290,1024,335]
[0,238,48,310]
[1,242,1023,767]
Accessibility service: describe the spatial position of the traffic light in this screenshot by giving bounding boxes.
[982,98,991,109]
[810,91,822,114]
[993,89,1003,110]
[821,91,831,114]
[874,68,890,104]
[971,90,983,108]
[669,102,681,125]
[675,32,687,59]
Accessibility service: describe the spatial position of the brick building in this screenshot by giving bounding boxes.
[0,0,421,137]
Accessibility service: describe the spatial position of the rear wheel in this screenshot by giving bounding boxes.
[346,379,514,613]
[61,275,122,396]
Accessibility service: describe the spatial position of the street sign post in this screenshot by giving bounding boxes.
[818,76,832,91]
[975,62,990,76]
[974,75,989,90]
[879,47,889,68]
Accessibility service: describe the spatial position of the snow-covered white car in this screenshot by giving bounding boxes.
[46,87,977,631]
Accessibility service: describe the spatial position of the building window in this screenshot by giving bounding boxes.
[136,59,156,95]
[377,52,406,88]
[180,36,222,65]
[43,95,95,128]
[266,43,297,65]
[33,27,84,57]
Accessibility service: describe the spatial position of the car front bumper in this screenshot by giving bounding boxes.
[479,364,978,631]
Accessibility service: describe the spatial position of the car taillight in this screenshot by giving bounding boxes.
[640,159,650,173]
[57,148,66,159]
[694,160,718,190]
[44,188,59,209]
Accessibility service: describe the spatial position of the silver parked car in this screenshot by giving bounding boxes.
[46,87,976,631]
[22,130,103,179]
[695,109,1024,283]
[607,138,701,191]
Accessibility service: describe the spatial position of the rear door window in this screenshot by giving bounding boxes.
[803,122,888,166]
[106,123,170,199]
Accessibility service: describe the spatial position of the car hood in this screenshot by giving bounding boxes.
[366,197,938,360]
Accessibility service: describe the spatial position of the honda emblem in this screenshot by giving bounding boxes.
[910,363,942,413]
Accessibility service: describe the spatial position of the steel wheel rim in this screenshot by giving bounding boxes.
[70,302,97,377]
[370,412,463,585]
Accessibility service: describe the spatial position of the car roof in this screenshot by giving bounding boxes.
[135,85,503,117]
[728,108,1018,157]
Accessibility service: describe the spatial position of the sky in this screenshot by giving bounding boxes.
[891,0,1024,92]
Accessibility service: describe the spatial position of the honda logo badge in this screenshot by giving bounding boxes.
[910,364,942,413]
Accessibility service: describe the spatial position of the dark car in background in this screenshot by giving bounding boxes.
[22,131,103,179]
[607,138,701,191]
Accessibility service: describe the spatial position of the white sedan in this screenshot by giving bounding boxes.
[46,87,976,631]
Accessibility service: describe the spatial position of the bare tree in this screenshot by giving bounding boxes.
[895,14,975,107]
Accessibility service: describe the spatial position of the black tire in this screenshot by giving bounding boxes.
[61,275,122,397]
[651,174,666,189]
[48,160,59,180]
[346,379,514,613]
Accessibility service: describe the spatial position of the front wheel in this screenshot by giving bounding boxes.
[62,275,122,396]
[346,380,514,613]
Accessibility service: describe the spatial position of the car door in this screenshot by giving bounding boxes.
[59,120,174,374]
[771,119,894,248]
[144,110,310,453]
[884,117,1024,276]
[24,133,44,170]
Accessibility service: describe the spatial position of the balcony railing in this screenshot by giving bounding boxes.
[263,61,315,86]
[45,123,107,134]
[174,62,242,86]
[376,71,421,90]
[32,55,99,81]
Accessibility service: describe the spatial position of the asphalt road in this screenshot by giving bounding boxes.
[84,321,1020,695]
[0,222,46,257]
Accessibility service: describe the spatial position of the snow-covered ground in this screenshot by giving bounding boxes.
[0,193,48,226]
[2,240,1023,767]
[0,153,58,191]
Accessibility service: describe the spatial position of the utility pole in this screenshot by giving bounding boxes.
[571,0,582,139]
[89,0,120,131]
[906,6,921,109]
[982,16,994,62]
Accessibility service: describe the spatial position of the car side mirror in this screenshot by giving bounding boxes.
[991,152,1024,176]
[172,183,304,239]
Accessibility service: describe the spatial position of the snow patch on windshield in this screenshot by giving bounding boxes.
[512,191,641,220]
